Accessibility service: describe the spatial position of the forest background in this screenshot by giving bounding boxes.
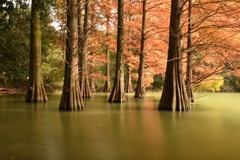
[0,0,240,95]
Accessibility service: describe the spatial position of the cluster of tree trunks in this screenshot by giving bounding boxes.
[24,0,191,112]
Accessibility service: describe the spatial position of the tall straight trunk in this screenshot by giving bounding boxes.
[158,0,190,111]
[186,0,195,103]
[125,65,133,93]
[134,0,146,98]
[26,0,47,102]
[78,0,83,81]
[81,0,92,98]
[59,0,84,111]
[108,0,125,102]
[103,16,111,92]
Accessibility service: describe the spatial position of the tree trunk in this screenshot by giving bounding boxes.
[108,0,125,102]
[134,0,147,98]
[81,0,92,98]
[158,0,190,111]
[78,0,83,82]
[26,0,47,103]
[103,16,111,92]
[186,0,195,103]
[59,0,84,111]
[125,65,133,93]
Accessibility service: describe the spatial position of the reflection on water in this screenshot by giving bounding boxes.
[0,93,240,160]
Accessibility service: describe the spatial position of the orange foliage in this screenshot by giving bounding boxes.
[53,0,240,88]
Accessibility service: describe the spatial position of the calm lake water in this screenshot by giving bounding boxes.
[0,92,240,160]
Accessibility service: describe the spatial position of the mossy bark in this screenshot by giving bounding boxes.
[26,0,47,103]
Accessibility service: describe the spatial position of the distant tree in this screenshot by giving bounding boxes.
[0,1,29,87]
[103,16,111,92]
[26,0,48,102]
[152,74,164,90]
[59,0,84,111]
[125,65,133,93]
[158,0,190,111]
[108,0,126,102]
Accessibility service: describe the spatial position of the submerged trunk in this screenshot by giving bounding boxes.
[134,0,146,98]
[158,0,190,111]
[26,0,47,103]
[108,0,125,102]
[59,0,84,111]
[186,0,195,103]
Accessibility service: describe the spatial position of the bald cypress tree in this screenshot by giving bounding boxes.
[26,0,47,102]
[134,0,147,98]
[108,0,125,102]
[59,0,84,111]
[158,0,190,111]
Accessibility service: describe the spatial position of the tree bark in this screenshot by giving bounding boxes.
[158,0,190,111]
[80,0,92,98]
[108,0,125,102]
[78,0,83,83]
[59,0,84,111]
[26,0,48,103]
[186,0,195,103]
[134,0,147,98]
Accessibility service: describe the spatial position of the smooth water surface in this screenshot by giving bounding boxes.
[0,93,240,160]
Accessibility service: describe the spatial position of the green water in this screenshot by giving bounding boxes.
[0,93,240,160]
